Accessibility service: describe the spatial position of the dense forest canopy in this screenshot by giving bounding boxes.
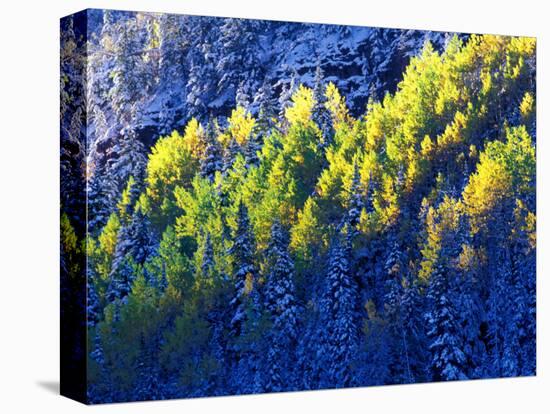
[60,10,536,403]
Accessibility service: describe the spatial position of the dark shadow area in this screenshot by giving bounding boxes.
[37,381,60,395]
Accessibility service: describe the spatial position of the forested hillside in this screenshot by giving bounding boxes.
[60,11,536,403]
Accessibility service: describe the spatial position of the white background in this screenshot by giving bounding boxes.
[0,0,548,412]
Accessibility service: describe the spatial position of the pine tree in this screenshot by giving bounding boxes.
[186,23,218,120]
[400,273,428,382]
[88,328,108,402]
[236,81,251,110]
[253,80,277,135]
[278,69,298,131]
[107,256,136,302]
[312,64,334,148]
[109,15,151,137]
[87,269,101,327]
[134,334,163,401]
[157,13,188,135]
[108,209,152,301]
[383,236,414,383]
[319,227,360,388]
[244,132,262,168]
[216,18,260,107]
[107,128,147,199]
[227,201,263,393]
[200,122,222,182]
[90,330,105,366]
[502,204,535,376]
[87,163,117,235]
[228,201,257,337]
[222,136,241,175]
[263,221,299,391]
[425,261,468,381]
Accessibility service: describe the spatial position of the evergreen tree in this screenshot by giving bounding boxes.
[227,201,263,393]
[312,64,334,148]
[90,330,105,366]
[425,261,468,381]
[236,81,251,110]
[319,227,360,388]
[244,132,262,168]
[278,69,298,131]
[263,221,299,391]
[253,80,277,135]
[157,13,188,135]
[134,334,163,401]
[222,136,241,175]
[107,128,147,199]
[399,273,428,382]
[186,23,218,120]
[216,18,260,105]
[200,122,223,182]
[383,237,414,383]
[87,269,101,327]
[107,256,136,302]
[87,163,117,235]
[108,208,152,302]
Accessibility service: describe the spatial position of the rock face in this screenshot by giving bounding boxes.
[85,10,463,173]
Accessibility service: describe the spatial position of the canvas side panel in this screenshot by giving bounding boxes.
[60,9,88,404]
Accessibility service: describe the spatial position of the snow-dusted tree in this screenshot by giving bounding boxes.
[107,255,136,302]
[107,128,148,197]
[87,269,101,327]
[253,80,277,135]
[221,136,241,175]
[263,221,299,391]
[200,122,222,182]
[244,132,262,168]
[425,260,468,381]
[134,334,163,401]
[131,210,153,267]
[186,21,218,120]
[382,237,415,383]
[157,13,189,135]
[318,226,360,388]
[312,64,334,148]
[510,207,536,376]
[399,272,429,382]
[109,15,151,134]
[278,69,298,131]
[236,81,251,110]
[228,201,257,336]
[227,201,263,393]
[108,208,152,301]
[216,18,261,107]
[90,330,105,366]
[87,163,117,235]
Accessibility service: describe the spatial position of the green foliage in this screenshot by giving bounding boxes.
[146,128,199,228]
[464,126,535,234]
[93,213,121,281]
[61,213,81,277]
[117,176,136,223]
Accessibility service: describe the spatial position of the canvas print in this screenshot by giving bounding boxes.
[60,9,536,404]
